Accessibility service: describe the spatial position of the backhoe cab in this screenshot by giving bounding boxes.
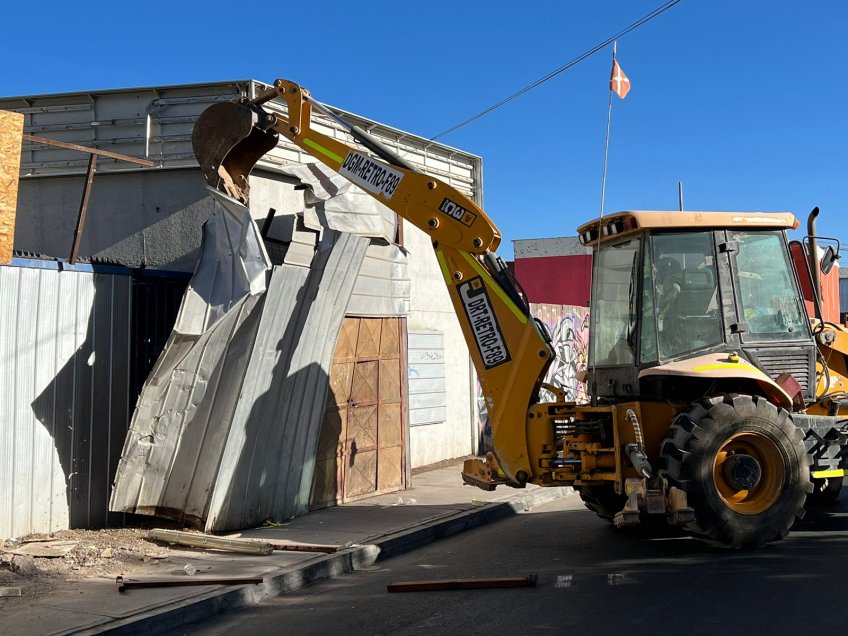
[581,211,816,408]
[571,211,848,546]
[191,79,848,549]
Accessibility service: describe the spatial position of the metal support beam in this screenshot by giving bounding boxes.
[23,134,156,167]
[69,154,96,264]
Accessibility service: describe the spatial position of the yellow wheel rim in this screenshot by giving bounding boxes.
[712,431,785,515]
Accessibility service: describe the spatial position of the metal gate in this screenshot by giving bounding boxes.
[129,273,189,398]
[310,317,407,508]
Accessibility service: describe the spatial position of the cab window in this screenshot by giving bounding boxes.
[649,232,723,359]
[730,231,808,340]
[591,239,639,366]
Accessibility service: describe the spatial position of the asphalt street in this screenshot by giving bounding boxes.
[186,489,848,636]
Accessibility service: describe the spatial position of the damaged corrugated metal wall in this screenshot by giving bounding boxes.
[0,262,131,537]
[2,78,478,533]
[110,181,398,531]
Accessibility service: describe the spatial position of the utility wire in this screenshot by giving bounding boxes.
[430,0,682,141]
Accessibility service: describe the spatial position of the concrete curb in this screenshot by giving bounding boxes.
[94,487,574,635]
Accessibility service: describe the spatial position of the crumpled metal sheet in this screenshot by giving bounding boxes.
[109,197,370,529]
[110,165,409,528]
[206,230,369,530]
[278,162,397,242]
[174,189,270,336]
[349,241,410,317]
[109,192,271,522]
[276,162,409,316]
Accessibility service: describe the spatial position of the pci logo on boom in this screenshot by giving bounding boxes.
[439,198,477,227]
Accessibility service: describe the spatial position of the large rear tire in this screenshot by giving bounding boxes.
[659,394,811,548]
[575,484,626,522]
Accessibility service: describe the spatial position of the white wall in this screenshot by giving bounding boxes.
[404,219,475,468]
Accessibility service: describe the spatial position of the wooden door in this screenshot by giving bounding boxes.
[310,317,407,509]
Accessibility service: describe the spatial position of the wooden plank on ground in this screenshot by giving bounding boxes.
[387,575,538,593]
[148,529,273,555]
[264,539,339,554]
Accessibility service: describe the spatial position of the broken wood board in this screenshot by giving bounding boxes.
[148,529,273,555]
[10,541,78,558]
[0,110,23,265]
[0,587,22,597]
[387,575,538,593]
[221,533,339,554]
[264,539,339,554]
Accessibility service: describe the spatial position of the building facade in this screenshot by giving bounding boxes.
[0,80,482,535]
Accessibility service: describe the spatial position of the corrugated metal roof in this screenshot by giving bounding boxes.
[0,80,482,204]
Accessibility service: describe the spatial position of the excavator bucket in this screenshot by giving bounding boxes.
[191,101,279,204]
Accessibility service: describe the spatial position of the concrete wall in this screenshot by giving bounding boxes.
[16,169,213,271]
[513,236,590,259]
[404,219,474,468]
[513,237,593,306]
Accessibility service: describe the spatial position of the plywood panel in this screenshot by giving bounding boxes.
[378,446,403,491]
[379,403,402,448]
[347,404,377,450]
[0,111,24,265]
[350,360,379,405]
[345,449,377,499]
[327,361,354,406]
[335,318,359,363]
[380,318,400,356]
[356,318,382,359]
[380,358,402,403]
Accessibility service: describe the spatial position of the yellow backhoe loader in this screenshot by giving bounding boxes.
[191,79,848,548]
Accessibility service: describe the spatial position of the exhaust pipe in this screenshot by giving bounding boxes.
[806,207,824,324]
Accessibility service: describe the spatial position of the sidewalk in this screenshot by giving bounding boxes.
[13,460,573,636]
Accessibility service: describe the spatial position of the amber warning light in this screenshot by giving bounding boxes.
[579,216,638,245]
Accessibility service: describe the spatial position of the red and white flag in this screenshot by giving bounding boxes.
[610,59,631,99]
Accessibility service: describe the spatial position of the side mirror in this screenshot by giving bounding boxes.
[821,245,840,275]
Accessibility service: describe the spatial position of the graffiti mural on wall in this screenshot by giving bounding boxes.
[475,303,590,454]
[532,303,590,404]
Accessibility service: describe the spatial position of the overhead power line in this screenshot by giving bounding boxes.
[430,0,682,141]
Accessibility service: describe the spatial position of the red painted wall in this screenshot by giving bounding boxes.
[514,254,592,306]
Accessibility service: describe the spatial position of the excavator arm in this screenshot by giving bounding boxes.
[192,79,555,486]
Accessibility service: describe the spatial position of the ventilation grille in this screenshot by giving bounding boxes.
[753,349,813,395]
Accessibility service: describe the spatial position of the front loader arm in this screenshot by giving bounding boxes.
[192,79,555,486]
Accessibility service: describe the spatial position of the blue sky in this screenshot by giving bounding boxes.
[3,1,846,260]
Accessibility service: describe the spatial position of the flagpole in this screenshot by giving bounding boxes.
[590,41,617,406]
[599,41,616,216]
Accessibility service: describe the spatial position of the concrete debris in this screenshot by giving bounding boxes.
[10,541,78,558]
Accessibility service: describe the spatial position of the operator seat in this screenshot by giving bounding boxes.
[678,268,715,315]
[676,268,718,350]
